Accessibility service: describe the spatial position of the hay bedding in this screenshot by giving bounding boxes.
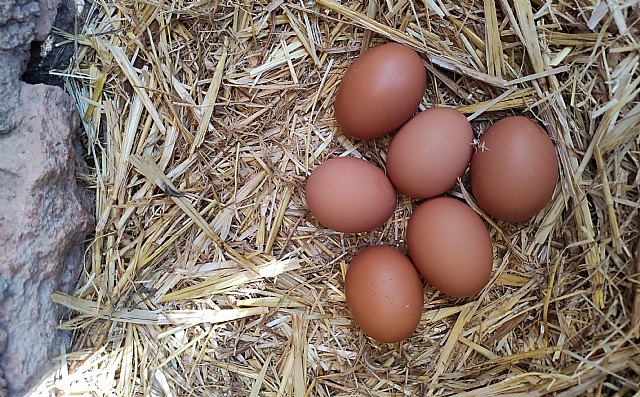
[51,0,640,395]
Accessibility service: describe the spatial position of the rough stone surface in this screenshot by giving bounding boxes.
[0,0,61,133]
[0,83,92,396]
[0,48,27,134]
[0,0,93,396]
[0,327,7,397]
[1,1,34,133]
[35,0,63,41]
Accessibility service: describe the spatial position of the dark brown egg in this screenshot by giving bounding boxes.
[406,197,493,298]
[470,116,559,222]
[334,43,426,139]
[345,245,424,343]
[305,157,397,233]
[387,107,474,198]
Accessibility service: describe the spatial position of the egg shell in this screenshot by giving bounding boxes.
[387,107,474,198]
[406,197,493,298]
[334,43,426,140]
[345,245,424,343]
[470,116,559,222]
[305,157,397,233]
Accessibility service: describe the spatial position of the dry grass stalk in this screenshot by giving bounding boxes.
[483,0,503,78]
[48,0,640,395]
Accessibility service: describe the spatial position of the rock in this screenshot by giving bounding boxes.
[0,1,32,133]
[0,1,92,394]
[0,327,7,397]
[0,83,92,396]
[35,0,63,41]
[0,0,62,133]
[0,48,27,134]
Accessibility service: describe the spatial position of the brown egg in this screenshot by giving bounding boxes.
[305,157,396,233]
[334,43,426,139]
[406,197,493,298]
[387,108,474,198]
[470,116,559,222]
[345,245,424,343]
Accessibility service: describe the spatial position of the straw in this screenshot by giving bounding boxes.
[52,0,639,395]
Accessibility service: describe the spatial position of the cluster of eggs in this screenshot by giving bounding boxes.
[305,43,559,343]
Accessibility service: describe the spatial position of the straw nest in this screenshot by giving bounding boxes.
[52,0,639,395]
